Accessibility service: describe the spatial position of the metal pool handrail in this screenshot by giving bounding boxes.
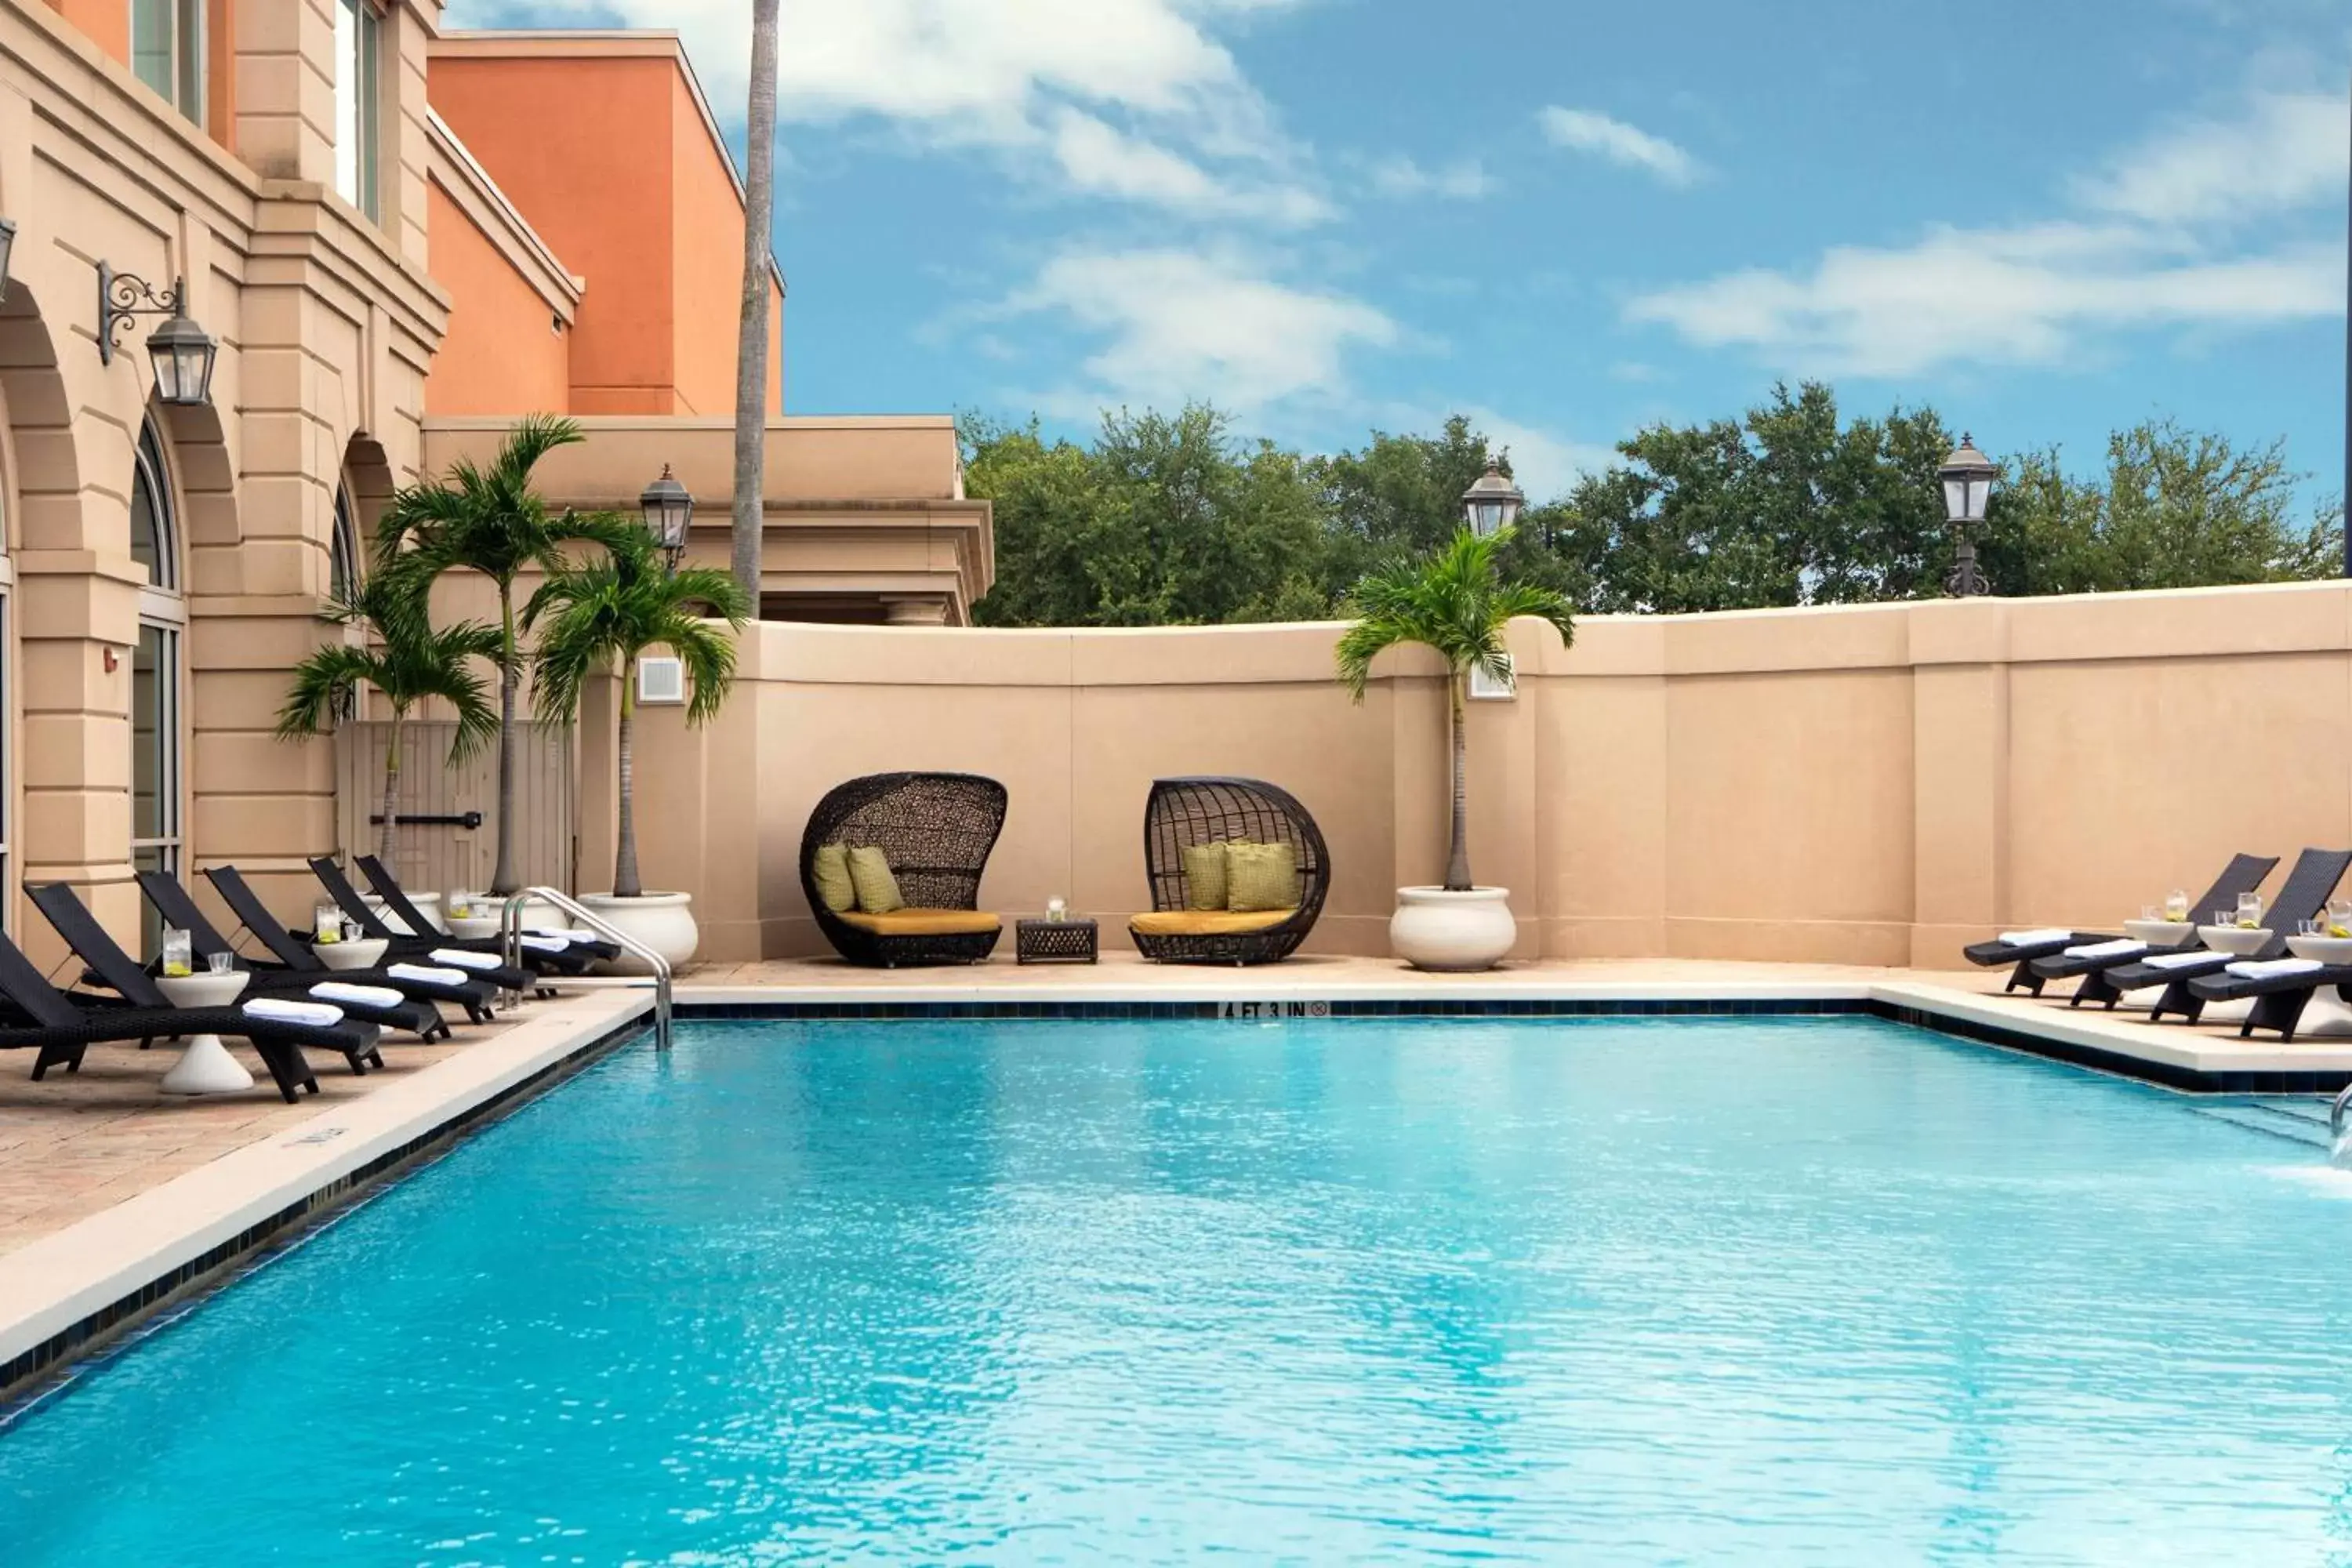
[2334,1082,2352,1155]
[502,887,672,1052]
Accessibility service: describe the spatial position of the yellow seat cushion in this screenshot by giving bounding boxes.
[837,909,1003,937]
[1129,908,1298,938]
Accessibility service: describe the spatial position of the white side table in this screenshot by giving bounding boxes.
[314,938,390,972]
[2284,936,2352,1036]
[153,971,254,1095]
[2122,920,2197,948]
[446,916,503,942]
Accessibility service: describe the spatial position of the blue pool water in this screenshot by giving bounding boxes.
[4,1014,2351,1563]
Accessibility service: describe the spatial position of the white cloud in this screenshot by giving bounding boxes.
[1367,156,1496,201]
[1538,107,1700,187]
[1000,249,1398,412]
[1628,86,2351,379]
[1461,409,1617,501]
[446,0,1323,223]
[2078,88,2351,227]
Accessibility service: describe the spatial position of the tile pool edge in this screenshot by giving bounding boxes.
[0,989,654,1406]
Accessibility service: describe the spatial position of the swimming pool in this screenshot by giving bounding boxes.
[2,1014,2348,1563]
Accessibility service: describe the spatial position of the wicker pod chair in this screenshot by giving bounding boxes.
[800,772,1009,967]
[1131,777,1330,965]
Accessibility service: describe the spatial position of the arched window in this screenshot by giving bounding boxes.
[131,416,185,945]
[130,418,176,590]
[332,483,361,601]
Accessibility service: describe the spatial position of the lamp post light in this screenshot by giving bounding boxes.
[1938,433,1998,598]
[96,263,217,407]
[0,217,16,303]
[1461,454,1525,537]
[641,463,694,575]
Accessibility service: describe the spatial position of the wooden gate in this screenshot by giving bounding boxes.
[336,720,575,895]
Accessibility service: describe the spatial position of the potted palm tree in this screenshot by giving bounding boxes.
[1337,525,1576,971]
[376,415,624,898]
[527,521,751,970]
[276,577,503,869]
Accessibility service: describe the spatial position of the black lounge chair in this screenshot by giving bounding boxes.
[201,866,499,1023]
[1131,778,1331,966]
[141,870,488,1035]
[307,856,545,992]
[799,772,1008,967]
[27,882,390,1077]
[354,855,619,967]
[1963,928,2118,996]
[2098,848,2352,1025]
[0,923,368,1105]
[2025,851,2278,1007]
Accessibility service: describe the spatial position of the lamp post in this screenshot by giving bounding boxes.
[1939,433,1998,597]
[96,264,217,407]
[641,463,694,575]
[1461,454,1525,537]
[0,218,16,303]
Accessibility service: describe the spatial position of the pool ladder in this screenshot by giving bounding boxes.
[2332,1083,2352,1167]
[500,887,673,1052]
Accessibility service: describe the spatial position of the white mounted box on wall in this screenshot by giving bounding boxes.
[1468,654,1517,702]
[637,655,686,706]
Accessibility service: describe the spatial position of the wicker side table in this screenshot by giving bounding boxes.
[1017,916,1098,964]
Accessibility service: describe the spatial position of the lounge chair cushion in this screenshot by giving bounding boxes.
[836,909,1001,938]
[811,843,857,913]
[1225,841,1299,913]
[847,846,906,915]
[1182,842,1230,911]
[1130,908,1298,938]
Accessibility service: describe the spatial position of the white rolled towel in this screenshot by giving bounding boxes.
[1999,928,2073,946]
[517,935,570,954]
[309,982,405,1009]
[242,996,345,1028]
[430,949,505,971]
[390,963,470,986]
[527,927,603,942]
[2063,939,2146,960]
[2143,950,2225,971]
[2225,958,2325,981]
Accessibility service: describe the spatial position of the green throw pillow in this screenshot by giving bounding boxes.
[1225,840,1299,913]
[846,845,906,914]
[811,843,856,913]
[1182,842,1230,912]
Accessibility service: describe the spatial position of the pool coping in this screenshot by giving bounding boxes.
[0,987,653,1406]
[3,968,2343,1410]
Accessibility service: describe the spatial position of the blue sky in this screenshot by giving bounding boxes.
[450,0,2350,512]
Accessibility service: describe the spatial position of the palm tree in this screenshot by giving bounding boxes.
[276,577,503,866]
[731,0,782,601]
[376,414,625,895]
[526,523,751,899]
[1336,527,1577,891]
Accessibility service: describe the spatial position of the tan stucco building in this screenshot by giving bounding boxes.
[0,2,989,960]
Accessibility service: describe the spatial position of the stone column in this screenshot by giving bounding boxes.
[234,0,338,184]
[1908,598,2013,969]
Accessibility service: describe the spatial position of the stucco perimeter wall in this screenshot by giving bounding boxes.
[600,580,2352,969]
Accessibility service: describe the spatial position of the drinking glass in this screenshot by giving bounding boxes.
[206,951,236,975]
[2238,891,2265,929]
[2213,909,2234,931]
[160,927,194,979]
[448,892,472,920]
[2141,905,2159,922]
[315,904,343,945]
[2164,889,2190,922]
[1047,897,1068,924]
[2332,900,2352,937]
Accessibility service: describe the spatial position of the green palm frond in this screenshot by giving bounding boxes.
[276,644,389,740]
[275,579,505,764]
[376,416,593,612]
[1335,526,1577,700]
[528,521,752,728]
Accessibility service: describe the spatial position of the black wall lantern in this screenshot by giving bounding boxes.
[98,262,217,407]
[1938,433,1998,598]
[0,217,16,303]
[641,463,694,572]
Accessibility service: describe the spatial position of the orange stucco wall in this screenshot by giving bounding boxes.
[429,49,784,420]
[51,0,128,67]
[423,181,572,418]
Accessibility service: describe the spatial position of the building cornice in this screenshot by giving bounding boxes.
[424,110,583,322]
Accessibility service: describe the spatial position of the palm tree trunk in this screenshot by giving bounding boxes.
[614,657,641,899]
[378,709,403,867]
[1446,673,1472,891]
[491,586,521,896]
[730,0,781,604]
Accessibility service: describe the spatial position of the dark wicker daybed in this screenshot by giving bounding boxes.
[1131,777,1330,966]
[800,772,1009,967]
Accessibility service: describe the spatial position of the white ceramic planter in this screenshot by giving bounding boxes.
[1389,886,1518,972]
[578,891,699,974]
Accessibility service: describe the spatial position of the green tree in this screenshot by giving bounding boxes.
[274,577,503,866]
[376,414,626,895]
[1981,421,2343,595]
[526,524,751,899]
[1335,528,1577,890]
